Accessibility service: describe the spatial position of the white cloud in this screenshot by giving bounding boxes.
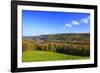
[71,20,79,25]
[65,24,72,27]
[62,24,72,29]
[80,16,90,24]
[62,16,90,30]
[63,20,79,29]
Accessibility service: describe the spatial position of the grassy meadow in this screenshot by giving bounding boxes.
[22,51,89,62]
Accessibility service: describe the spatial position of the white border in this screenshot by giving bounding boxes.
[17,5,94,68]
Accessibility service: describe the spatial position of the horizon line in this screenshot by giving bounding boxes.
[23,32,90,37]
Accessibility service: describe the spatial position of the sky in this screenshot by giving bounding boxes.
[22,10,90,36]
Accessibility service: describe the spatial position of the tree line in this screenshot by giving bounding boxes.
[22,39,90,56]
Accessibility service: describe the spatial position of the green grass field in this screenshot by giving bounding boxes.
[22,51,89,62]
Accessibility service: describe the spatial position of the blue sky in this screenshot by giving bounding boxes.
[22,10,90,36]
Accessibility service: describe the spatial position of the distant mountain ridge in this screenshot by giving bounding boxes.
[23,33,90,42]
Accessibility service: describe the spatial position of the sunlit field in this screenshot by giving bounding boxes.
[22,50,89,62]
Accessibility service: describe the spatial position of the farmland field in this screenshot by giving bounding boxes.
[22,50,89,62]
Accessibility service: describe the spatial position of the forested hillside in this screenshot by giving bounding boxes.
[23,33,90,56]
